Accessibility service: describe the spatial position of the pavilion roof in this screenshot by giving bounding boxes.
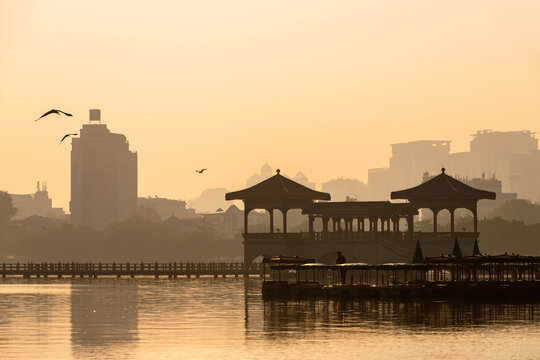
[225,170,330,201]
[390,168,496,201]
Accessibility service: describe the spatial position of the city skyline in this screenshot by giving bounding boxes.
[4,123,540,215]
[2,1,540,210]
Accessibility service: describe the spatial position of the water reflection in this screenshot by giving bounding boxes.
[70,280,138,358]
[0,279,538,359]
[261,298,538,334]
[0,280,71,359]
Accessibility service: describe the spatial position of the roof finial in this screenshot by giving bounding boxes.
[276,169,280,175]
[441,167,446,173]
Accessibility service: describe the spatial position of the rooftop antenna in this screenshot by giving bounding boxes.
[89,109,101,124]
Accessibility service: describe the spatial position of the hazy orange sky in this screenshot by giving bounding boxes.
[1,0,540,210]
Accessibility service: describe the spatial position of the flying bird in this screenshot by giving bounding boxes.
[195,168,207,173]
[35,109,73,122]
[59,133,77,144]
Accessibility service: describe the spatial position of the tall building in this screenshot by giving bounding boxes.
[467,130,538,192]
[70,110,137,229]
[366,130,540,202]
[389,140,451,189]
[508,150,540,202]
[367,140,451,199]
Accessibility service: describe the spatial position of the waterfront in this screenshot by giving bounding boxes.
[0,278,538,360]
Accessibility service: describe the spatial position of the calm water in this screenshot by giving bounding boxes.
[0,278,538,360]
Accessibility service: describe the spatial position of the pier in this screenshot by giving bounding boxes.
[262,255,540,300]
[0,262,263,279]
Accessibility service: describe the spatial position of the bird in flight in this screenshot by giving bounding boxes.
[195,168,207,173]
[59,133,77,144]
[35,109,73,122]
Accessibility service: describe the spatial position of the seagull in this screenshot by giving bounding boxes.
[195,168,207,173]
[35,109,73,122]
[59,133,77,144]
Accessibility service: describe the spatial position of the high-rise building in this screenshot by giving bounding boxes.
[366,130,540,202]
[467,130,538,192]
[70,110,137,229]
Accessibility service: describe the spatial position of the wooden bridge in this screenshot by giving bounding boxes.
[0,262,264,279]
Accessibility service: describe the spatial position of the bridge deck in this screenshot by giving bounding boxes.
[0,262,263,278]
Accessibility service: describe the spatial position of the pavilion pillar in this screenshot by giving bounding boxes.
[322,216,329,240]
[268,209,274,234]
[308,214,314,238]
[432,208,439,236]
[282,208,288,234]
[407,214,414,240]
[244,205,250,238]
[472,203,478,234]
[450,208,455,240]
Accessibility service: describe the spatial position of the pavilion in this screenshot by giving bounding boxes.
[226,168,496,265]
[391,168,496,241]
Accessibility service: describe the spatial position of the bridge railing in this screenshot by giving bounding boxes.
[0,262,262,275]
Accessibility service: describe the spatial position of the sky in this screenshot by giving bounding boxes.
[1,0,539,210]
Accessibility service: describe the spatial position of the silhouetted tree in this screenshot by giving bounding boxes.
[452,237,462,257]
[489,199,540,225]
[473,239,481,256]
[412,240,424,263]
[0,191,17,225]
[134,206,162,223]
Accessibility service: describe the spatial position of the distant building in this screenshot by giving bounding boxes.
[322,177,366,201]
[466,130,538,185]
[70,110,137,229]
[10,181,66,220]
[389,140,451,189]
[162,214,207,232]
[202,205,244,237]
[366,130,540,203]
[367,140,451,200]
[247,164,315,191]
[246,163,273,187]
[292,172,316,189]
[12,215,68,232]
[137,196,195,220]
[508,150,540,203]
[366,168,390,200]
[188,188,230,213]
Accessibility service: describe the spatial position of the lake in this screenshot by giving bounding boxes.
[0,278,538,359]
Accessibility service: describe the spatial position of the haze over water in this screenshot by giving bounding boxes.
[0,279,538,359]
